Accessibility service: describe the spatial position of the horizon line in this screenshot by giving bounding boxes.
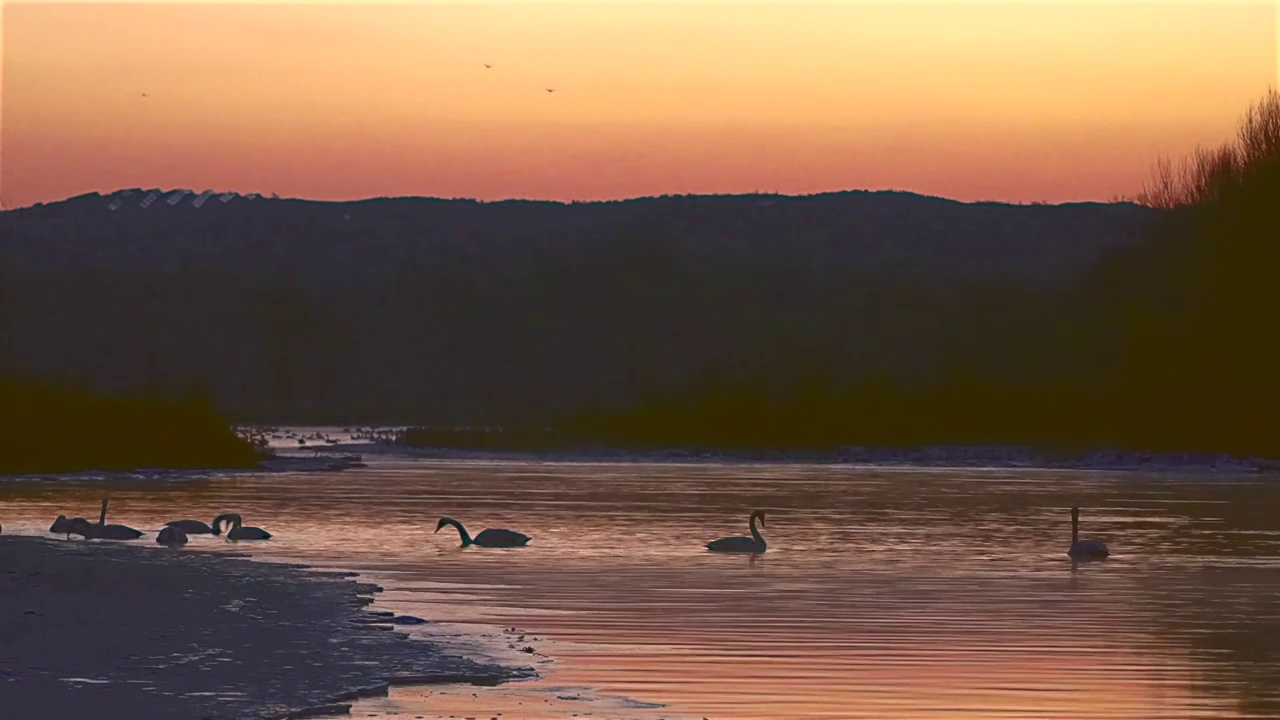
[0,186,1152,212]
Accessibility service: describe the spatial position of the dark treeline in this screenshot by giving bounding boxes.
[1,92,1274,457]
[0,190,1151,427]
[0,378,261,474]
[567,90,1280,457]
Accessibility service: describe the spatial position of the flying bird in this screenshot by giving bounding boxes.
[484,64,491,69]
[546,88,556,93]
[141,93,149,98]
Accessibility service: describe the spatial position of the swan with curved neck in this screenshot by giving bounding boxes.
[212,513,272,540]
[706,510,767,553]
[1067,506,1109,560]
[435,517,530,548]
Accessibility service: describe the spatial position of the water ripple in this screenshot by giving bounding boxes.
[4,458,1280,719]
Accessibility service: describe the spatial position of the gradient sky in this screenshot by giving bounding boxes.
[1,2,1275,207]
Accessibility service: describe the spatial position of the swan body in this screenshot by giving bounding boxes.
[1067,506,1110,560]
[436,517,530,548]
[166,519,214,534]
[51,515,90,538]
[50,509,70,532]
[68,517,143,541]
[212,513,272,540]
[706,510,768,553]
[156,526,189,545]
[66,499,144,540]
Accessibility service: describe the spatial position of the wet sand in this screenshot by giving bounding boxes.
[0,536,533,720]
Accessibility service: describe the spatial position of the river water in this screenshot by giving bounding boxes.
[3,446,1280,719]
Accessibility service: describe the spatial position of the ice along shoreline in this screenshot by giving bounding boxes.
[337,441,1279,475]
[0,535,534,720]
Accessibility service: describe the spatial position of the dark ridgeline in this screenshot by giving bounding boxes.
[0,189,1156,428]
[0,89,1275,458]
[571,91,1280,458]
[0,378,261,474]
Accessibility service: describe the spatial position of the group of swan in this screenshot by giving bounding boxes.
[437,506,1109,560]
[15,502,1106,560]
[156,513,271,545]
[431,512,770,553]
[164,513,272,542]
[45,499,272,546]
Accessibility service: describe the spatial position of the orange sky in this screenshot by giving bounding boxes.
[0,1,1275,208]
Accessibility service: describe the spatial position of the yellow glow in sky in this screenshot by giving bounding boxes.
[0,2,1275,207]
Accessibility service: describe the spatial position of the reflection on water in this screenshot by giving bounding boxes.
[3,457,1280,719]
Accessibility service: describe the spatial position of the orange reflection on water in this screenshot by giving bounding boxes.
[2,454,1279,719]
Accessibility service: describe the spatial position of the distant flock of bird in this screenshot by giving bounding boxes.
[2,502,1111,560]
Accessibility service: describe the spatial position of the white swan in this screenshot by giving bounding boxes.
[212,513,272,540]
[156,526,189,545]
[706,510,767,553]
[1067,506,1110,560]
[435,517,530,548]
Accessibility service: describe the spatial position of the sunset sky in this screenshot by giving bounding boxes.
[0,1,1275,208]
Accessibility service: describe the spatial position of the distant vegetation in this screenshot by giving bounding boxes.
[1,92,1275,458]
[0,378,263,474]
[567,89,1280,457]
[0,186,1154,427]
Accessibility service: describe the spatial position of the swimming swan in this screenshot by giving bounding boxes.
[435,517,530,548]
[212,513,272,540]
[706,510,767,553]
[68,499,143,540]
[156,526,189,545]
[165,519,214,534]
[1067,506,1110,560]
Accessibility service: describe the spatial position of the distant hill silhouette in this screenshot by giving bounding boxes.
[569,90,1280,458]
[0,189,1159,426]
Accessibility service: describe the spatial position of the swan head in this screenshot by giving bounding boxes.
[434,517,454,534]
[751,510,767,528]
[212,513,242,535]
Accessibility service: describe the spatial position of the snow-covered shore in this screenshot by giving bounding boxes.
[0,536,533,719]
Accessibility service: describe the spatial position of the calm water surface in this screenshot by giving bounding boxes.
[3,453,1280,719]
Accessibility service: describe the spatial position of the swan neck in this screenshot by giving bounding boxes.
[445,518,472,545]
[750,514,763,544]
[1072,516,1079,543]
[213,513,243,534]
[99,499,108,526]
